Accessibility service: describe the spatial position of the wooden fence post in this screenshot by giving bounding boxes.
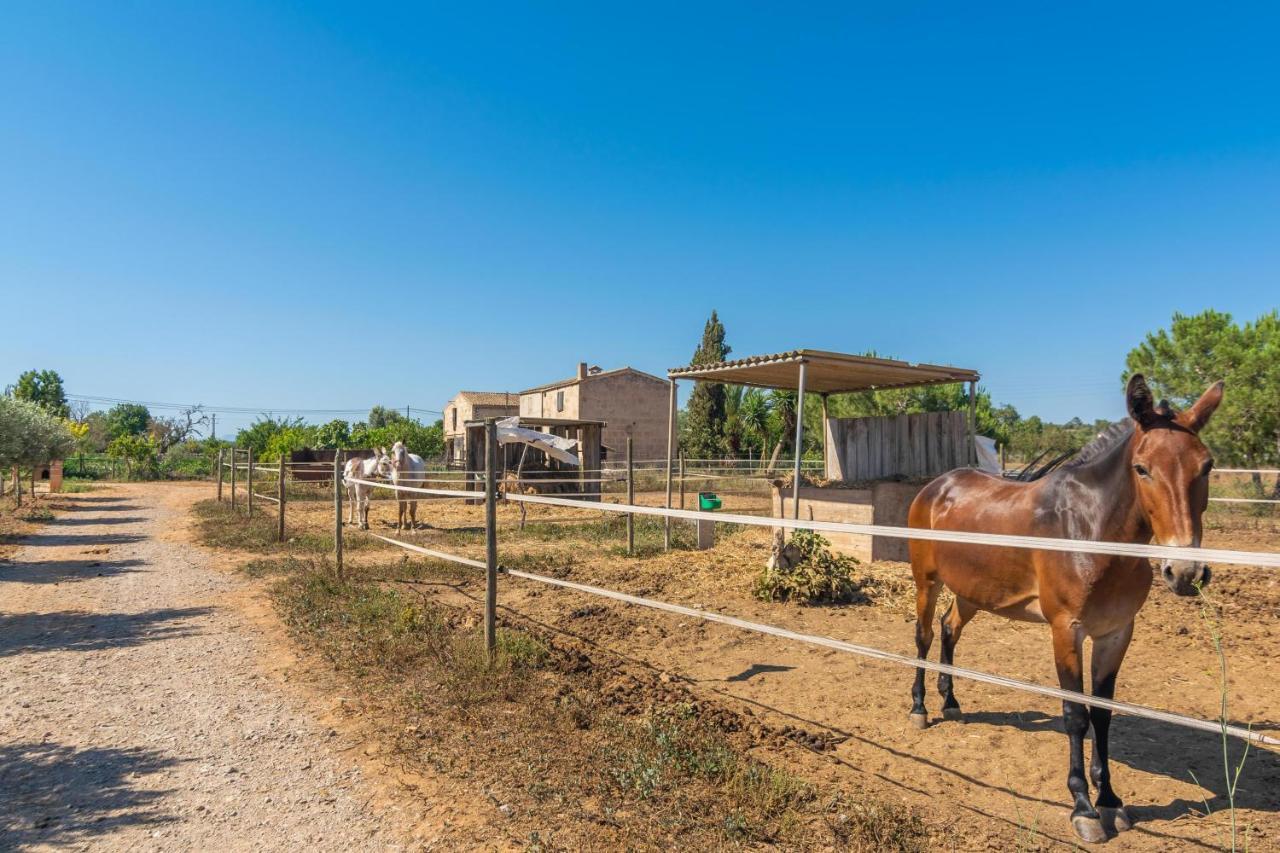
[484,418,498,660]
[230,446,238,511]
[216,448,224,502]
[246,448,254,518]
[333,452,344,582]
[626,435,635,555]
[679,450,686,510]
[277,455,286,542]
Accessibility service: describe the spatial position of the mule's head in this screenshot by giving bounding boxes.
[390,441,408,467]
[1125,374,1222,596]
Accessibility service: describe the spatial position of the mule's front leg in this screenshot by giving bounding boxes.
[1053,622,1104,843]
[1090,622,1135,833]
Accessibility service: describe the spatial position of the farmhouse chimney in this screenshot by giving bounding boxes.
[577,362,589,380]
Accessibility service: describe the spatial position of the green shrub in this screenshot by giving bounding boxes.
[753,530,864,604]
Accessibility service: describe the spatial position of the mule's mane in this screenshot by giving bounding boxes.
[1062,420,1134,469]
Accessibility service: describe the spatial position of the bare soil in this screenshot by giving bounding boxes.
[265,485,1280,850]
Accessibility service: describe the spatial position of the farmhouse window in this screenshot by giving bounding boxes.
[556,391,565,412]
[451,408,457,430]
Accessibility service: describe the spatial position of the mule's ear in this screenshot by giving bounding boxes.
[1185,381,1224,433]
[1126,374,1158,428]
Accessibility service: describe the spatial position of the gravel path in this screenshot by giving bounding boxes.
[0,487,408,852]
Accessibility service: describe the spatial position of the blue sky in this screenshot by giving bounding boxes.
[3,2,1277,436]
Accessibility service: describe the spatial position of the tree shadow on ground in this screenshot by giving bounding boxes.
[57,496,132,504]
[64,503,142,513]
[0,557,147,585]
[0,741,178,849]
[13,533,146,547]
[0,607,210,658]
[44,516,147,527]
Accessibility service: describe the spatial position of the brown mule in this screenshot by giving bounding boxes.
[907,374,1222,844]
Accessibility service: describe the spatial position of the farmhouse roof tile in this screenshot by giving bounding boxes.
[518,366,666,396]
[452,391,519,406]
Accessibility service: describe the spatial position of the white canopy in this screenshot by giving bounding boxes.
[975,435,1001,474]
[495,417,580,466]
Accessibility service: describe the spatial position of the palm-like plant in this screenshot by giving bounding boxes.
[738,389,771,467]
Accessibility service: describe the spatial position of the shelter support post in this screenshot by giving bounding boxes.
[216,448,223,502]
[968,380,978,466]
[247,448,254,518]
[664,379,676,551]
[820,393,830,479]
[484,419,498,659]
[230,446,238,511]
[792,361,807,520]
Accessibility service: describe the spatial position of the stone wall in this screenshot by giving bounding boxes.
[578,372,671,462]
[771,481,925,562]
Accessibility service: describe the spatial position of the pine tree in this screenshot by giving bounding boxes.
[682,311,731,459]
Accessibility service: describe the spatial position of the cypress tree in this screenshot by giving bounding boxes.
[682,311,731,458]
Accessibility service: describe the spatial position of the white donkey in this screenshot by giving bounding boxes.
[343,450,390,530]
[387,441,429,531]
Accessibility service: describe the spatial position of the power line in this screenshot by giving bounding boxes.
[66,393,442,417]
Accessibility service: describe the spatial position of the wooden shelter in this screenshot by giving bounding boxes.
[289,448,375,481]
[464,416,606,502]
[666,349,981,519]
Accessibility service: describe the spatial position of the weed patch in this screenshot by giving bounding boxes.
[754,530,868,604]
[242,553,931,850]
[191,499,371,554]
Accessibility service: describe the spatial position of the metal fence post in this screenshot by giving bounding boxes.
[247,447,254,519]
[663,379,676,551]
[230,446,238,511]
[216,448,224,502]
[333,452,344,582]
[277,455,286,542]
[626,435,634,555]
[484,418,498,660]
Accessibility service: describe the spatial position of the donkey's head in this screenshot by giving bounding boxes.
[373,447,394,478]
[1125,374,1223,596]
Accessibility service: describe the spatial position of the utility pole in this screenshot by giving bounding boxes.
[210,413,217,441]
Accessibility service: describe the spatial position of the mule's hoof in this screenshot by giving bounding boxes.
[908,712,929,730]
[1100,806,1133,833]
[1071,815,1107,844]
[942,706,963,722]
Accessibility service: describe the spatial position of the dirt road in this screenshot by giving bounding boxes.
[0,485,411,851]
